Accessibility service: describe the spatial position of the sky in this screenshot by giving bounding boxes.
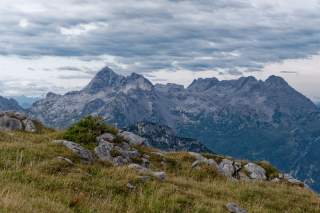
[0,0,319,102]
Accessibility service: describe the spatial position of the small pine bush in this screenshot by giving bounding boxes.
[257,160,280,179]
[63,116,118,145]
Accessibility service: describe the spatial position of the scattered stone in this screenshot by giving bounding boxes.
[191,154,220,171]
[188,152,207,161]
[119,142,131,151]
[22,119,37,133]
[0,112,38,132]
[94,142,114,162]
[219,159,235,177]
[127,182,135,190]
[0,115,23,131]
[96,133,115,144]
[271,178,280,183]
[151,171,166,181]
[126,150,140,159]
[284,174,304,186]
[141,158,150,168]
[113,156,128,166]
[53,140,95,162]
[128,164,166,181]
[244,163,267,180]
[226,202,248,213]
[57,156,74,165]
[128,163,149,174]
[10,112,27,120]
[119,131,146,146]
[207,159,219,169]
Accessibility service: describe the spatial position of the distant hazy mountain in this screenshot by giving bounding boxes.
[128,121,212,153]
[10,96,41,109]
[30,67,320,191]
[0,96,24,112]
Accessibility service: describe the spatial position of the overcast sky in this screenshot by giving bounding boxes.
[0,0,319,102]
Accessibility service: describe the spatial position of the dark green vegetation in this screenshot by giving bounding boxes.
[63,116,118,145]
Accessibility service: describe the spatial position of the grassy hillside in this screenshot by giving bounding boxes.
[0,130,319,213]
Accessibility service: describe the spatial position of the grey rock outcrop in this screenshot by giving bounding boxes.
[283,174,304,186]
[22,119,37,133]
[119,131,147,146]
[56,156,74,165]
[96,133,115,144]
[53,140,95,162]
[244,163,267,180]
[0,112,37,132]
[0,114,23,131]
[94,142,114,162]
[128,163,166,181]
[226,203,248,213]
[219,159,236,178]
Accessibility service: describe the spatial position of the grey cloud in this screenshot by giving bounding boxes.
[58,74,91,80]
[57,66,84,71]
[0,79,67,97]
[0,0,320,76]
[280,71,299,74]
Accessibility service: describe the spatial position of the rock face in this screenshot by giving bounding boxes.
[128,122,212,153]
[30,67,320,191]
[0,112,37,132]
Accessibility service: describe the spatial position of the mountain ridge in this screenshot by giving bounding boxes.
[0,95,24,112]
[28,67,320,191]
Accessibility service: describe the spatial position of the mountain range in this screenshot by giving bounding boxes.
[2,66,320,191]
[0,96,24,112]
[128,121,213,153]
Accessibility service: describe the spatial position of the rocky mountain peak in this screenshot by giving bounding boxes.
[46,92,61,99]
[265,75,289,88]
[188,77,219,92]
[120,72,154,93]
[84,66,124,93]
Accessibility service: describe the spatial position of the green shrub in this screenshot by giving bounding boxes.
[257,160,280,179]
[63,116,118,145]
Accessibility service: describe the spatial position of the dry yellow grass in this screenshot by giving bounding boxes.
[0,131,319,212]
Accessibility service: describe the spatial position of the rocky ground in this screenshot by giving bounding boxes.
[0,113,318,212]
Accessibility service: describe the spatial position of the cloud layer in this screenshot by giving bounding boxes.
[0,0,320,98]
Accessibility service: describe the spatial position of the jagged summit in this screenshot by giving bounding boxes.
[188,77,219,92]
[119,72,154,94]
[265,75,289,87]
[84,67,124,93]
[46,92,61,99]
